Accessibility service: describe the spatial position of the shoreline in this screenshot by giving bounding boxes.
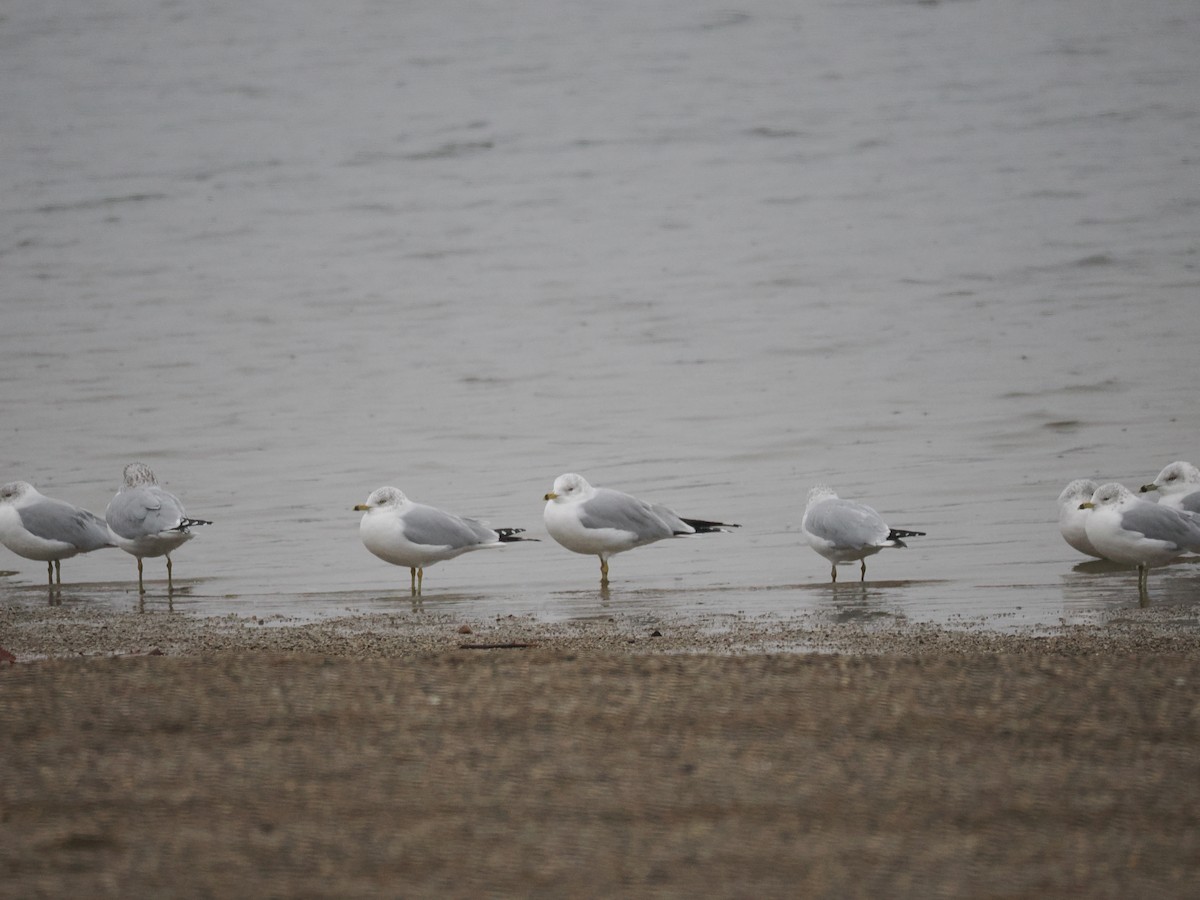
[4,596,1200,660]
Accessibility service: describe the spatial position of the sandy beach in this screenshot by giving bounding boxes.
[3,602,1199,897]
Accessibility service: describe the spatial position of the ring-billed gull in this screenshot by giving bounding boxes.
[1080,482,1200,596]
[1140,461,1200,513]
[0,481,115,585]
[801,486,925,582]
[1057,479,1105,559]
[542,473,738,587]
[105,463,211,593]
[354,486,536,593]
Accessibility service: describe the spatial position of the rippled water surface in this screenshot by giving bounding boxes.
[3,0,1199,629]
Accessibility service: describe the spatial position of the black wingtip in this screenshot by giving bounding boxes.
[681,517,740,534]
[887,528,925,541]
[496,527,538,543]
[171,517,212,532]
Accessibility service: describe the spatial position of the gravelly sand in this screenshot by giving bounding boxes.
[3,602,1200,897]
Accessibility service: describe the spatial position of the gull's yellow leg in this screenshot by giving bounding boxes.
[830,563,837,583]
[599,557,609,587]
[417,567,424,594]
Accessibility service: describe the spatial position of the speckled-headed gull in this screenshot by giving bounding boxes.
[1140,461,1200,513]
[801,485,924,582]
[106,463,211,593]
[1057,479,1105,559]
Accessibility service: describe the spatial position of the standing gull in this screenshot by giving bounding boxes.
[1080,482,1200,597]
[0,481,115,585]
[542,473,738,587]
[354,486,536,594]
[1057,479,1105,559]
[801,485,925,582]
[105,463,211,593]
[1140,461,1200,513]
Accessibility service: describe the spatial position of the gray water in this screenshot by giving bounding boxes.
[2,0,1198,630]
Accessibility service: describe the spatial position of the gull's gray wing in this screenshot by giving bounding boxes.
[1179,491,1200,515]
[578,489,681,540]
[403,505,496,548]
[106,485,187,540]
[19,499,113,551]
[805,499,889,550]
[1120,504,1200,551]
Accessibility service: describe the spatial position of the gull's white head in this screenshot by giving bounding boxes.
[1058,479,1098,509]
[544,473,591,503]
[0,481,36,506]
[1141,461,1200,496]
[1081,482,1135,511]
[122,463,159,487]
[355,486,408,511]
[805,485,838,509]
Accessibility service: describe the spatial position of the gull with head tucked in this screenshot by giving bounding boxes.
[542,473,738,587]
[801,485,925,582]
[105,463,211,593]
[1140,461,1200,513]
[0,481,115,585]
[1057,478,1105,559]
[1080,482,1200,597]
[354,486,535,594]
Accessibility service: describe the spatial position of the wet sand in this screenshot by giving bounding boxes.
[3,604,1200,897]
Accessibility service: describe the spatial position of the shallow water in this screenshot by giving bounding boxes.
[2,0,1198,630]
